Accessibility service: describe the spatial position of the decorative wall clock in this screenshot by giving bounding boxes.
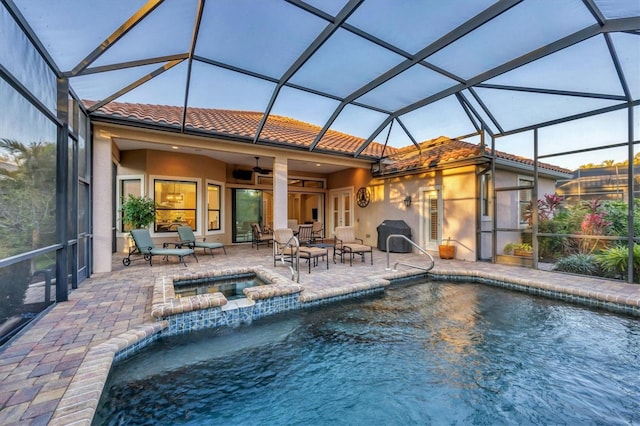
[356,187,370,208]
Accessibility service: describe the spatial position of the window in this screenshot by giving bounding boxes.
[207,182,222,231]
[154,179,197,232]
[518,176,533,227]
[256,175,325,188]
[119,177,142,232]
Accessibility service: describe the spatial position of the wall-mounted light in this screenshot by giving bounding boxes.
[404,195,412,207]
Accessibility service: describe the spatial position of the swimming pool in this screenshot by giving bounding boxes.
[95,281,640,425]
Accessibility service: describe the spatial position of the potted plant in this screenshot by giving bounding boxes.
[120,194,157,230]
[503,242,533,257]
[438,237,455,259]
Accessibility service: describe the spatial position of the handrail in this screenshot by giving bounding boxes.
[275,235,300,283]
[385,234,435,273]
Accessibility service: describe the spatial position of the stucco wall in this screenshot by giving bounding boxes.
[355,166,478,261]
[116,149,228,250]
[442,167,477,261]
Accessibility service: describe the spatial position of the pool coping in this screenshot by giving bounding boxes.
[48,266,639,425]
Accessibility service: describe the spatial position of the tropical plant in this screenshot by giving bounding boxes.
[595,244,640,283]
[522,193,563,226]
[120,194,157,229]
[579,199,612,254]
[538,218,574,261]
[553,253,599,276]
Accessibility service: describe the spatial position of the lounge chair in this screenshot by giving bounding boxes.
[176,226,226,257]
[251,223,272,249]
[125,229,197,267]
[333,226,373,266]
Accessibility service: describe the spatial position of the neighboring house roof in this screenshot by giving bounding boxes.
[373,136,572,177]
[556,164,640,200]
[86,101,395,159]
[0,160,18,174]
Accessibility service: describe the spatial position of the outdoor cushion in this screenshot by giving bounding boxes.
[176,226,226,257]
[333,226,373,266]
[128,229,196,267]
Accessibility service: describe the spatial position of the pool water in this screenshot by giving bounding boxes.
[95,281,640,425]
[174,273,266,300]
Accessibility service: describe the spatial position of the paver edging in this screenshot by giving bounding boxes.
[50,321,168,425]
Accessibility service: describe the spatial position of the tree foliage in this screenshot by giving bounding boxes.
[0,138,56,258]
[0,139,56,321]
[579,152,640,169]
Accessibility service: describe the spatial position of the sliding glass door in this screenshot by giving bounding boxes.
[232,189,263,243]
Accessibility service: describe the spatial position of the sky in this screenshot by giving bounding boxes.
[5,0,640,170]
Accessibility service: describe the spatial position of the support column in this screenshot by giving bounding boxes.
[273,156,288,230]
[92,130,113,273]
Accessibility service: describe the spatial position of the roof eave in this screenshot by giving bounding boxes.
[371,155,488,178]
[494,157,573,179]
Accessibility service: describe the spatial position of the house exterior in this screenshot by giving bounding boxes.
[556,165,640,204]
[93,102,570,271]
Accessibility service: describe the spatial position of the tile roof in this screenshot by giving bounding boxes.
[375,136,571,175]
[84,101,569,176]
[85,101,394,158]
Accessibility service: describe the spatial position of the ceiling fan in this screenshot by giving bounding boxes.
[252,156,272,174]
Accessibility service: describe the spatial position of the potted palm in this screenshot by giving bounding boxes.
[120,194,157,230]
[438,237,455,259]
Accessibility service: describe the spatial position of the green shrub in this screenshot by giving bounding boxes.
[503,242,532,255]
[539,220,572,261]
[595,244,640,283]
[553,254,599,276]
[0,262,31,321]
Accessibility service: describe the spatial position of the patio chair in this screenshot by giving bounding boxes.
[311,221,324,242]
[333,226,373,266]
[251,223,273,249]
[273,228,297,267]
[296,224,314,246]
[273,228,327,273]
[126,229,197,267]
[176,225,226,257]
[287,219,299,234]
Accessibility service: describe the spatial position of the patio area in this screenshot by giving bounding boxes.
[0,244,639,424]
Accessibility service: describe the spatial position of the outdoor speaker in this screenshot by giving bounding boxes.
[232,169,253,181]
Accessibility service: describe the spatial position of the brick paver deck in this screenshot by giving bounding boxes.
[1,245,638,425]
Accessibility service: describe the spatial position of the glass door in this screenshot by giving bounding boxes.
[232,189,263,243]
[329,188,353,236]
[421,188,442,250]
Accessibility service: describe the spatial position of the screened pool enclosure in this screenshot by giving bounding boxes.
[0,0,638,326]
